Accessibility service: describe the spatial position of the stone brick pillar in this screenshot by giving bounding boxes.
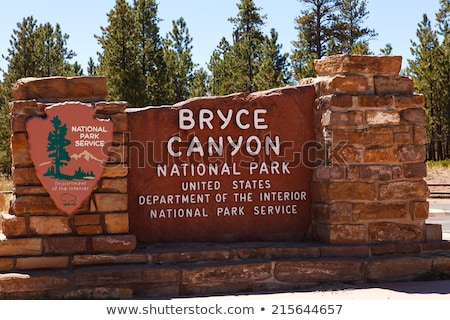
[307,55,430,244]
[1,77,135,271]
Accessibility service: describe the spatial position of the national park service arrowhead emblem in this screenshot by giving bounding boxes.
[26,102,113,214]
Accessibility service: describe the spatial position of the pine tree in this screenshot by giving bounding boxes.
[96,0,142,106]
[97,0,168,106]
[328,0,377,55]
[47,116,71,178]
[254,28,290,90]
[228,0,266,93]
[208,38,234,95]
[208,0,288,95]
[133,0,166,105]
[408,14,444,160]
[0,16,79,174]
[291,0,336,80]
[189,68,209,98]
[163,17,195,104]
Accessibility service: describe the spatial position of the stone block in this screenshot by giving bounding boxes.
[10,114,28,133]
[29,216,72,235]
[358,95,394,108]
[105,213,129,234]
[11,196,60,215]
[94,193,127,212]
[275,259,365,282]
[426,224,442,242]
[107,145,128,164]
[394,131,413,144]
[394,96,412,109]
[74,214,101,226]
[98,113,127,132]
[363,147,397,163]
[329,94,354,108]
[400,108,426,125]
[0,238,43,256]
[0,275,71,298]
[367,257,431,281]
[368,222,425,242]
[414,125,427,145]
[0,258,14,271]
[315,55,402,76]
[182,262,272,286]
[151,249,234,264]
[100,178,127,193]
[370,243,421,255]
[12,76,107,102]
[348,128,393,146]
[323,202,354,224]
[411,201,429,220]
[1,213,27,237]
[313,224,367,244]
[433,256,450,274]
[15,256,69,270]
[317,75,371,95]
[102,165,128,178]
[320,245,370,258]
[323,110,364,127]
[94,101,128,114]
[72,253,148,266]
[398,144,427,162]
[11,133,32,167]
[76,225,103,235]
[333,146,362,164]
[236,246,319,260]
[91,235,136,253]
[366,111,400,125]
[354,202,407,220]
[75,266,179,288]
[412,94,425,106]
[326,182,377,201]
[9,100,42,115]
[379,180,429,200]
[374,75,414,95]
[12,167,41,186]
[44,237,88,254]
[14,186,47,196]
[359,165,392,181]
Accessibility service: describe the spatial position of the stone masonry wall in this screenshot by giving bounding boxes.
[306,55,431,244]
[0,77,135,271]
[0,56,436,274]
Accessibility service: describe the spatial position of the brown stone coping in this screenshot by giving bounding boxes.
[12,76,108,102]
[315,54,402,76]
[1,241,450,299]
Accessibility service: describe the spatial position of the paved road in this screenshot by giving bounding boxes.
[428,199,450,239]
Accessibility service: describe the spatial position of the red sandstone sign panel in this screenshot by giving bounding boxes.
[26,102,113,214]
[128,86,316,242]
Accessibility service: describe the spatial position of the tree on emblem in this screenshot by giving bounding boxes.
[45,115,71,179]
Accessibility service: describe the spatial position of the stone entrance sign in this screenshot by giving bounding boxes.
[26,102,113,214]
[128,86,316,242]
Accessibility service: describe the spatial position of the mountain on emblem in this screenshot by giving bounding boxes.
[26,102,114,215]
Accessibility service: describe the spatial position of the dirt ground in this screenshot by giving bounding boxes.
[425,165,450,194]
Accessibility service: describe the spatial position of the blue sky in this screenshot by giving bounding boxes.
[0,0,443,74]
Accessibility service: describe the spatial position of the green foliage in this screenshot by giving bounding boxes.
[47,116,71,178]
[0,16,79,175]
[328,0,377,55]
[163,17,195,104]
[408,2,450,160]
[291,0,377,81]
[208,0,290,95]
[427,159,450,168]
